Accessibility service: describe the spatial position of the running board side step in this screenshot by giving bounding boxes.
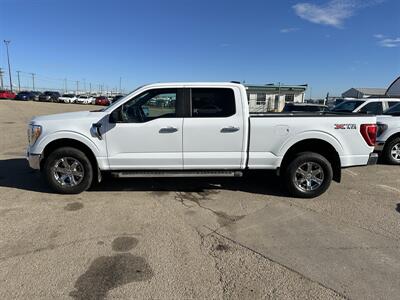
[111,171,243,178]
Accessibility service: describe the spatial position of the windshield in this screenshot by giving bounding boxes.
[62,94,75,97]
[332,100,365,112]
[384,102,400,115]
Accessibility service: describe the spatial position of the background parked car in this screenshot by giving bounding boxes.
[15,91,35,101]
[31,91,42,101]
[111,94,124,103]
[39,91,61,102]
[283,103,329,113]
[95,96,110,106]
[58,94,77,103]
[331,98,400,115]
[75,95,92,104]
[0,90,16,99]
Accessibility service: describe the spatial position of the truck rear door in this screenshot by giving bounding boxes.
[183,87,245,169]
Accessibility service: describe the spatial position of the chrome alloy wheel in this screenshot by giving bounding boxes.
[391,143,400,162]
[294,162,324,192]
[52,157,84,187]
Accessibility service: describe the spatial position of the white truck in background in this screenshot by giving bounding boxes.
[27,82,378,198]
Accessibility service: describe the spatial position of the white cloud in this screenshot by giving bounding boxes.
[293,0,385,28]
[379,38,400,48]
[373,34,400,48]
[280,28,299,33]
[373,33,384,39]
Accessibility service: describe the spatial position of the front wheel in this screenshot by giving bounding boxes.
[43,147,93,194]
[383,137,400,165]
[283,152,333,198]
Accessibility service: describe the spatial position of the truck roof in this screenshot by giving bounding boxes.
[143,82,243,88]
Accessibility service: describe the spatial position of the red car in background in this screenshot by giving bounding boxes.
[0,90,16,99]
[95,96,110,106]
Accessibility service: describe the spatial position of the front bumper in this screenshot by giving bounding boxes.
[27,151,41,170]
[367,153,379,165]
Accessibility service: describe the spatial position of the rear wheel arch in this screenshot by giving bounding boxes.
[382,133,400,164]
[383,132,400,149]
[280,139,341,183]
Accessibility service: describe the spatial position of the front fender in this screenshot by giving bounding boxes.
[33,131,100,156]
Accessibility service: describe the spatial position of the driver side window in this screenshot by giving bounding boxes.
[112,89,177,123]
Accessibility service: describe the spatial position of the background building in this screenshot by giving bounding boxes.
[246,84,308,112]
[342,87,386,98]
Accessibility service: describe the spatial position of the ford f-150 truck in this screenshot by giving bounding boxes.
[26,82,378,198]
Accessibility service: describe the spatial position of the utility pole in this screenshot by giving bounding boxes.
[4,40,13,91]
[30,73,35,90]
[0,68,4,89]
[89,82,91,94]
[83,78,86,93]
[16,71,21,91]
[64,78,67,93]
[76,81,79,94]
[119,77,122,93]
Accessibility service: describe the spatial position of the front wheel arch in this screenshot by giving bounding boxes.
[41,138,99,182]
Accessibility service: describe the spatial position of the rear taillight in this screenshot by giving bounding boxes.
[360,124,377,146]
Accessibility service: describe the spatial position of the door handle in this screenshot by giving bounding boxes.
[221,126,240,133]
[159,126,178,133]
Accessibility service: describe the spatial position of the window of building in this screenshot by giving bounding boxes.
[285,94,295,102]
[256,93,266,105]
[191,88,235,118]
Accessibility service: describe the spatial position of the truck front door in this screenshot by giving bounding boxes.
[105,88,184,169]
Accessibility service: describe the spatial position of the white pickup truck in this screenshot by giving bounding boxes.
[26,82,378,198]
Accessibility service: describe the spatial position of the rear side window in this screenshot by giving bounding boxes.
[358,102,383,114]
[388,101,400,108]
[191,88,235,118]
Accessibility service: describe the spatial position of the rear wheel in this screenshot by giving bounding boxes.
[283,152,333,198]
[383,137,400,165]
[43,147,93,194]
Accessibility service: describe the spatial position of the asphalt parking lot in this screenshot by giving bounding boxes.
[0,100,399,299]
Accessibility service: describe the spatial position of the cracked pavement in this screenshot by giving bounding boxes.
[1,101,399,299]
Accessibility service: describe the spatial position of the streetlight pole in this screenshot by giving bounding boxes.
[4,40,13,92]
[0,68,3,89]
[16,70,21,91]
[119,77,122,94]
[30,73,35,90]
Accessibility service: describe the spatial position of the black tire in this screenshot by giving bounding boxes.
[283,152,333,198]
[43,147,93,194]
[383,137,400,165]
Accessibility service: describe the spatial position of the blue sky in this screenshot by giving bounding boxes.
[0,0,399,97]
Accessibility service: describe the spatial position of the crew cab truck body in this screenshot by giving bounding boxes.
[375,103,400,164]
[27,82,378,198]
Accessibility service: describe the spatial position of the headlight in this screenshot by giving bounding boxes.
[28,124,42,146]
